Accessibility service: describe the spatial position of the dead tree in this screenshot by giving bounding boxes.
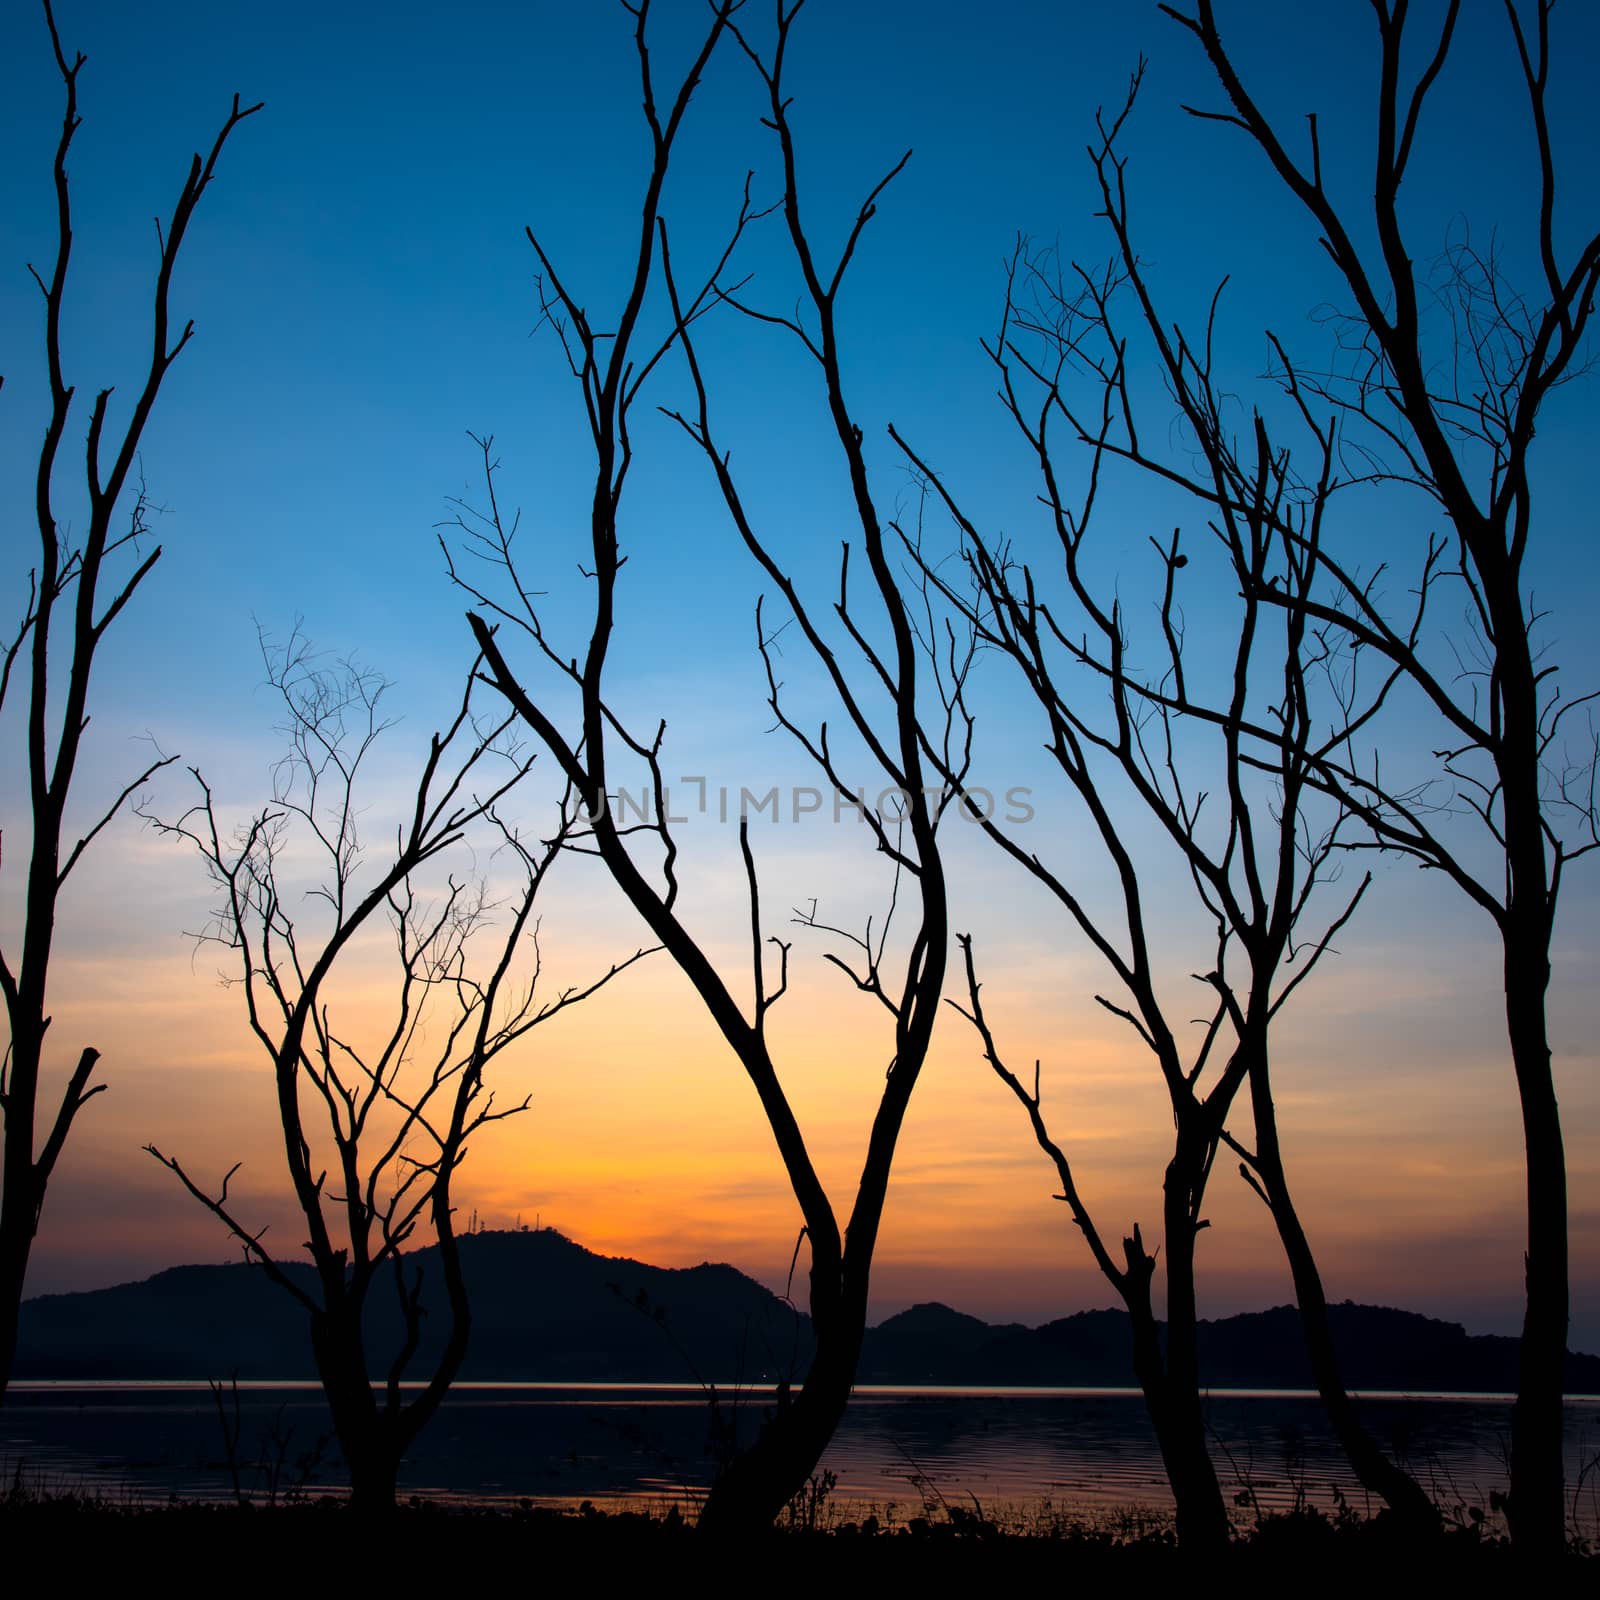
[144,629,646,1510]
[904,214,1442,1545]
[896,267,1342,1547]
[896,49,1450,1534]
[444,0,965,1531]
[0,0,258,1405]
[1123,2,1598,1554]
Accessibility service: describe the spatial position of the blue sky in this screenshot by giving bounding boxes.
[3,1,1598,1345]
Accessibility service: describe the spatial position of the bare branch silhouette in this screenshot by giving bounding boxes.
[143,631,648,1508]
[0,0,259,1405]
[1150,0,1599,1553]
[442,0,969,1531]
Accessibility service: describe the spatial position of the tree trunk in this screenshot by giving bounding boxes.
[345,1439,400,1515]
[1125,1290,1229,1552]
[0,1025,44,1408]
[1248,1055,1439,1532]
[696,1344,854,1533]
[0,1203,34,1406]
[1269,1186,1441,1527]
[1157,1394,1230,1553]
[1153,1142,1231,1553]
[1493,614,1567,1559]
[1505,939,1567,1557]
[313,1307,398,1513]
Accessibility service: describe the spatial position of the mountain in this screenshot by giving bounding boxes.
[860,1301,1029,1383]
[1196,1303,1547,1393]
[14,1229,811,1384]
[859,1306,1147,1387]
[16,1228,1600,1393]
[860,1299,1600,1393]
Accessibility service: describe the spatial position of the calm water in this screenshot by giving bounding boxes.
[5,1382,1599,1534]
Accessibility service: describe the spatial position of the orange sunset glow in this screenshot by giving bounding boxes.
[3,0,1599,1558]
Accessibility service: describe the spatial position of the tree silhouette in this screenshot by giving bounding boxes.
[972,0,1587,1548]
[444,0,968,1531]
[1113,1,1597,1554]
[899,203,1437,1541]
[144,629,647,1510]
[0,0,258,1406]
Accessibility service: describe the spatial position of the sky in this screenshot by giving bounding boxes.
[3,1,1598,1350]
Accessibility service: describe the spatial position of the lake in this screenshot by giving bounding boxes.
[5,1382,1599,1536]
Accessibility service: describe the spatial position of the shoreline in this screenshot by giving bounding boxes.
[12,1378,1600,1402]
[1,1489,1591,1576]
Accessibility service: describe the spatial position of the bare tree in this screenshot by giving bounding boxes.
[144,629,647,1510]
[0,0,258,1405]
[894,40,1464,1534]
[1092,1,1598,1554]
[895,286,1328,1548]
[901,181,1442,1543]
[444,0,966,1530]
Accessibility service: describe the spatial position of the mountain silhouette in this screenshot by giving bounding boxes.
[16,1228,1600,1393]
[15,1229,808,1384]
[858,1300,1600,1393]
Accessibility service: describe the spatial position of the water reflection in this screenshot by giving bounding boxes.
[5,1382,1597,1535]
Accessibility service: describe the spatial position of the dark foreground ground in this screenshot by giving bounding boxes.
[3,1492,1595,1585]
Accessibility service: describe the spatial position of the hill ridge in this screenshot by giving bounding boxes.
[17,1228,1600,1392]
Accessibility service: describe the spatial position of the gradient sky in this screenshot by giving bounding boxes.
[3,1,1598,1349]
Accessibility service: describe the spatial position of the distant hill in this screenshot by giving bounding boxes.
[858,1304,1137,1386]
[16,1228,1600,1394]
[15,1229,806,1384]
[858,1300,1600,1393]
